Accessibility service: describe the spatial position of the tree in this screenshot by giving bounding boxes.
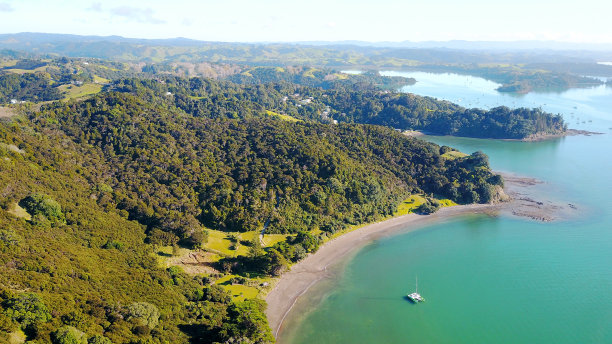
[247,236,264,259]
[416,199,441,215]
[264,249,289,276]
[88,335,113,344]
[184,228,209,249]
[19,193,65,224]
[2,293,51,328]
[221,299,274,344]
[291,231,319,253]
[125,302,160,329]
[52,326,88,344]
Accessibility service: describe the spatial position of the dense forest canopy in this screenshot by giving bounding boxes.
[111,76,567,139]
[34,91,504,237]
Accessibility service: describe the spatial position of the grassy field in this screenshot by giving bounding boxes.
[4,66,48,74]
[438,199,459,207]
[58,83,103,101]
[0,107,18,118]
[93,75,110,83]
[395,194,428,216]
[265,110,301,122]
[205,229,292,257]
[206,230,251,256]
[302,68,318,78]
[215,275,263,300]
[6,202,31,220]
[0,59,17,68]
[6,329,26,344]
[223,284,260,300]
[331,72,349,80]
[442,150,468,159]
[261,233,292,247]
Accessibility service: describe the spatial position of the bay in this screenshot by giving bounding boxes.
[280,72,612,343]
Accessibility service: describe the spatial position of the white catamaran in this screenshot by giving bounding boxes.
[407,276,424,303]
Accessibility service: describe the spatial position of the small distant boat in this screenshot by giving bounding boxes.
[407,276,424,303]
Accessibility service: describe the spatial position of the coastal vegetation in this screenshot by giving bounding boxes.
[1,72,506,342]
[111,75,567,139]
[0,47,570,343]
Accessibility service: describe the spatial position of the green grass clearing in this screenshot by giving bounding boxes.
[442,150,468,159]
[261,233,292,247]
[206,229,293,257]
[6,202,31,220]
[93,75,110,83]
[438,199,459,207]
[58,83,102,101]
[0,60,17,68]
[215,274,267,301]
[154,245,222,275]
[4,66,48,74]
[303,68,318,78]
[7,329,26,344]
[395,194,427,216]
[223,284,260,300]
[332,73,349,80]
[265,110,301,122]
[205,230,253,256]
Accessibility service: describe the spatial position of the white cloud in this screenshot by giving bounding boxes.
[109,6,165,24]
[0,2,14,12]
[88,2,102,12]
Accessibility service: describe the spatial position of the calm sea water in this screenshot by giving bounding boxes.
[280,72,612,343]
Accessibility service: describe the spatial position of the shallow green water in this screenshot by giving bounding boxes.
[281,72,612,343]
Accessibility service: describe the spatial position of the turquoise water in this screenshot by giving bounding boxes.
[280,72,612,343]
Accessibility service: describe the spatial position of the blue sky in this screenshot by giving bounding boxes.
[0,0,610,43]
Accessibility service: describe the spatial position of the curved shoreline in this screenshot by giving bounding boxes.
[265,202,504,339]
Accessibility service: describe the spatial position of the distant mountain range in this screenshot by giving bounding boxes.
[1,32,612,52]
[1,32,612,66]
[295,40,612,51]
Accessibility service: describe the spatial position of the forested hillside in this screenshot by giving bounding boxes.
[321,89,568,138]
[112,76,568,139]
[1,83,504,342]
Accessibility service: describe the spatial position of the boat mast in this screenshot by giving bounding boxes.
[416,276,418,293]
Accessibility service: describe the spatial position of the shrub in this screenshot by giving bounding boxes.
[102,240,124,250]
[416,199,441,215]
[146,228,180,246]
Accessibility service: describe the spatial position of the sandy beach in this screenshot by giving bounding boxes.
[264,174,572,339]
[265,202,503,338]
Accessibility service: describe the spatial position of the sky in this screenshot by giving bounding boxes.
[0,0,611,43]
